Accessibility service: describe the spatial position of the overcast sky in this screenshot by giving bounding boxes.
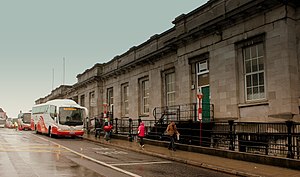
[0,0,207,117]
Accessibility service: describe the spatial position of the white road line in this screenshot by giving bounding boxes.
[96,151,128,155]
[111,161,172,166]
[33,134,142,177]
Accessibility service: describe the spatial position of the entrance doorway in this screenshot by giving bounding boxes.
[196,60,210,123]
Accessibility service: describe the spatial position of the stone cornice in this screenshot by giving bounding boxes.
[167,0,285,47]
[68,76,101,92]
[100,45,176,80]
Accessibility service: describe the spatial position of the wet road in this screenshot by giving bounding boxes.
[0,128,235,177]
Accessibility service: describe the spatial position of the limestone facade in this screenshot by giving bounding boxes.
[36,0,300,122]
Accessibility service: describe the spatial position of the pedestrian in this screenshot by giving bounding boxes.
[137,121,145,148]
[103,117,112,141]
[94,117,102,138]
[166,121,179,151]
[86,117,90,134]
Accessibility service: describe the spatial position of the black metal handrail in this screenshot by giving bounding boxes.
[153,103,214,125]
[112,118,300,159]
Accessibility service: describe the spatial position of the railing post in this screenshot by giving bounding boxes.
[153,108,157,123]
[286,120,294,158]
[114,118,118,134]
[194,103,197,122]
[228,120,234,151]
[189,119,193,144]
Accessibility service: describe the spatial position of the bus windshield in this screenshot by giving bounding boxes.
[23,113,31,123]
[59,107,84,126]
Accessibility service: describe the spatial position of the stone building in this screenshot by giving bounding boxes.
[36,0,300,122]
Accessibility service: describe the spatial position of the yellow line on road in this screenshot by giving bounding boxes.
[0,144,68,153]
[0,149,53,153]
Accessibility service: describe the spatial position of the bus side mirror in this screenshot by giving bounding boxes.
[54,117,57,123]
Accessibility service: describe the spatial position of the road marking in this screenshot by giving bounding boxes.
[92,147,128,155]
[33,134,142,177]
[111,161,172,166]
[0,145,62,148]
[96,151,128,155]
[0,144,68,153]
[0,149,68,153]
[92,147,111,150]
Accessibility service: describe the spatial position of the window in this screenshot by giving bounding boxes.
[80,94,85,107]
[49,105,56,119]
[121,83,129,116]
[196,60,209,87]
[243,43,265,101]
[89,91,95,107]
[32,105,48,114]
[139,78,149,114]
[107,88,114,112]
[166,72,175,106]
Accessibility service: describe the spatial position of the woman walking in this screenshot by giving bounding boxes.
[166,121,179,151]
[138,121,145,148]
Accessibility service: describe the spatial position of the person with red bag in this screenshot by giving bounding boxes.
[103,118,112,141]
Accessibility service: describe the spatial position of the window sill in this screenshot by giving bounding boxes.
[238,101,269,108]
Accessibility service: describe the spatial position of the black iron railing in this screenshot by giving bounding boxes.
[88,104,300,159]
[112,118,300,159]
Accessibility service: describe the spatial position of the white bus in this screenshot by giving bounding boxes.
[17,112,32,130]
[0,118,5,128]
[31,99,88,137]
[0,110,7,128]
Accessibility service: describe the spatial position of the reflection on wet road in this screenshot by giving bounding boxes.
[0,128,235,177]
[0,129,104,177]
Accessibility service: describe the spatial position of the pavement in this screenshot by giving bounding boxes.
[82,134,300,177]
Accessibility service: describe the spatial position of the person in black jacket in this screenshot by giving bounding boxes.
[94,117,102,138]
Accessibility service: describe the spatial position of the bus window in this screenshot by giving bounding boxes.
[59,107,84,126]
[49,105,56,119]
[23,113,31,124]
